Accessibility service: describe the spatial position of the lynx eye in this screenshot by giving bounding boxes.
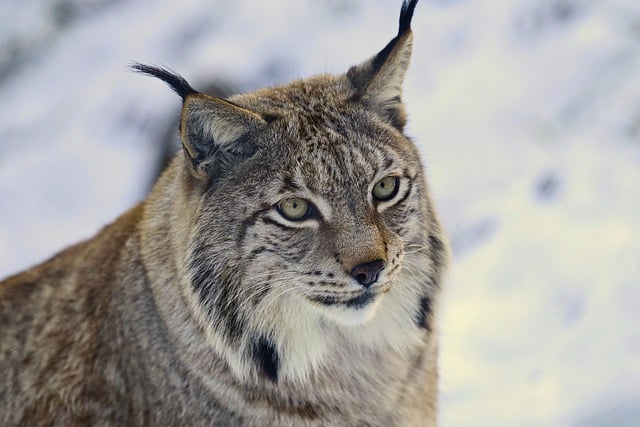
[372,176,399,201]
[277,198,311,221]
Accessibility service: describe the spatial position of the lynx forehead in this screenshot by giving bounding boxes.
[0,1,449,425]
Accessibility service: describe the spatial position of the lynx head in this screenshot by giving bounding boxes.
[135,0,447,382]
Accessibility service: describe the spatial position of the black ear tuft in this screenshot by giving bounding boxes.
[398,0,419,36]
[371,0,419,75]
[130,62,199,100]
[346,1,418,130]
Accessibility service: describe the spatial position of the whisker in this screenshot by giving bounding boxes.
[259,284,300,315]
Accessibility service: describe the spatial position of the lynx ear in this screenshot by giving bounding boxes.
[347,0,418,130]
[179,95,267,179]
[131,63,267,180]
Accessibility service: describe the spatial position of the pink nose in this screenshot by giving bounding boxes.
[350,259,385,287]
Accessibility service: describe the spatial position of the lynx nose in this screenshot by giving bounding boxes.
[350,259,385,287]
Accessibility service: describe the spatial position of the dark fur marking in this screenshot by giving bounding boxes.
[262,217,291,232]
[428,233,446,281]
[309,291,375,309]
[344,290,376,309]
[244,392,320,420]
[280,174,302,194]
[416,296,432,331]
[214,274,247,341]
[217,290,246,340]
[189,245,246,342]
[247,246,275,260]
[395,180,413,207]
[383,157,394,170]
[403,167,416,181]
[260,112,281,124]
[189,253,214,296]
[428,233,444,254]
[252,335,280,382]
[309,295,339,306]
[250,246,267,256]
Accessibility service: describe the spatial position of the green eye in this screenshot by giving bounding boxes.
[372,176,399,201]
[278,198,310,221]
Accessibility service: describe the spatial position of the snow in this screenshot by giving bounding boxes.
[1,0,639,425]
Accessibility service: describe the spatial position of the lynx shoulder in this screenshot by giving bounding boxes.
[0,1,449,425]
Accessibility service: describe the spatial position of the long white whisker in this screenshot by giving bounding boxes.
[258,282,300,315]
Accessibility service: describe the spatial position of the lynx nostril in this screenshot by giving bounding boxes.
[350,259,385,287]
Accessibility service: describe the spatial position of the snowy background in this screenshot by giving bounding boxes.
[1,0,639,425]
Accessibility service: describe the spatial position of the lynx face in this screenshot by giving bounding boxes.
[195,93,427,327]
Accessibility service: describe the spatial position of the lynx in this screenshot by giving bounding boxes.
[0,1,449,425]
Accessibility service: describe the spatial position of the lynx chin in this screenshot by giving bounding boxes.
[0,0,449,425]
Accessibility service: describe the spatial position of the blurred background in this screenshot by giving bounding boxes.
[1,0,639,425]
